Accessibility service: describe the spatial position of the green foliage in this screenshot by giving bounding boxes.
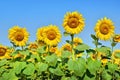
[114,52,120,58]
[0,59,7,66]
[0,70,18,80]
[75,43,90,51]
[87,59,101,75]
[37,46,46,54]
[36,62,48,73]
[49,67,64,76]
[107,62,118,73]
[21,50,30,55]
[96,46,111,57]
[61,51,71,58]
[68,58,86,77]
[45,54,57,66]
[13,61,26,74]
[23,63,35,75]
[102,70,112,80]
[63,32,70,36]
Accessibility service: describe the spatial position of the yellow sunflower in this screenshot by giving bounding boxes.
[63,11,85,34]
[113,59,120,65]
[73,37,83,47]
[90,52,102,60]
[61,43,72,52]
[36,27,46,41]
[43,25,61,46]
[113,34,120,42]
[28,42,38,50]
[49,46,58,53]
[28,42,38,55]
[55,50,61,57]
[8,26,29,46]
[90,53,96,61]
[101,58,108,65]
[94,17,115,40]
[0,45,11,59]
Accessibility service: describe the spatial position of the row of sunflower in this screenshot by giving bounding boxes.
[0,11,120,80]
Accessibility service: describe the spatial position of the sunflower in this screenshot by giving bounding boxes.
[113,34,120,42]
[49,46,58,53]
[55,50,61,57]
[8,26,29,46]
[43,25,61,46]
[90,52,102,60]
[101,58,108,65]
[63,11,85,34]
[36,27,46,41]
[73,37,83,47]
[28,42,38,50]
[37,40,46,47]
[28,42,38,55]
[90,54,95,61]
[112,50,120,59]
[94,17,115,40]
[61,43,72,52]
[0,45,11,59]
[113,59,120,65]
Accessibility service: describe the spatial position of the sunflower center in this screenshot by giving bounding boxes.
[47,30,56,40]
[15,32,24,41]
[68,17,79,28]
[100,23,109,35]
[0,48,6,56]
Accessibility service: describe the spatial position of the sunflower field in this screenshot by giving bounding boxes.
[0,11,120,80]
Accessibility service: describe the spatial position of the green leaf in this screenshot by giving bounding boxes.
[91,34,98,40]
[108,62,118,73]
[102,70,112,80]
[86,49,96,54]
[61,76,69,80]
[49,67,64,76]
[21,50,30,55]
[36,62,48,73]
[45,54,57,66]
[114,52,120,58]
[68,58,86,77]
[111,42,117,47]
[23,63,35,75]
[13,61,26,74]
[114,71,120,79]
[63,32,70,36]
[66,40,72,44]
[87,60,101,75]
[69,76,77,80]
[11,50,19,56]
[75,43,90,51]
[61,51,71,58]
[0,59,7,67]
[1,70,18,80]
[0,67,6,74]
[68,59,74,70]
[84,75,95,80]
[31,54,40,61]
[37,46,46,54]
[96,46,111,56]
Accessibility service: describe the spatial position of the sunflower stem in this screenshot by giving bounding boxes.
[71,34,75,60]
[47,45,50,55]
[95,39,99,48]
[21,46,24,50]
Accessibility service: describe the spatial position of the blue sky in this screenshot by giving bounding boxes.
[0,0,120,49]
